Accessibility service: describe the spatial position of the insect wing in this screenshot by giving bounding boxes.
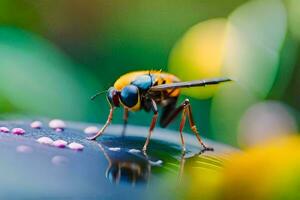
[149,77,231,91]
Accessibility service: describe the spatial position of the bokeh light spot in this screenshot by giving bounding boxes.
[223,0,287,98]
[238,101,298,148]
[168,18,228,99]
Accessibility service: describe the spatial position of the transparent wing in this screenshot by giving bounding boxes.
[149,77,231,91]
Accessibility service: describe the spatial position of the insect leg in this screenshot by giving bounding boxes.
[160,101,184,128]
[142,99,158,152]
[121,108,129,137]
[160,99,213,151]
[184,99,213,151]
[87,107,115,140]
[159,97,177,127]
[160,101,187,152]
[179,108,187,152]
[178,152,186,182]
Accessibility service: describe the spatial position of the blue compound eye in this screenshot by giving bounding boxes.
[107,87,120,107]
[120,85,139,108]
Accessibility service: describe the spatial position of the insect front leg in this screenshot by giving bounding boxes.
[142,99,158,152]
[87,106,115,140]
[121,108,129,137]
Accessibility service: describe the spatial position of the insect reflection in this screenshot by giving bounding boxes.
[98,143,151,186]
[97,142,220,186]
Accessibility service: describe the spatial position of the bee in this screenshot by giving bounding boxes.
[89,70,231,152]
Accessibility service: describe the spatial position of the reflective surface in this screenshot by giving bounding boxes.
[0,120,236,199]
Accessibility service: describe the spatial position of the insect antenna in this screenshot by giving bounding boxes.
[90,90,108,101]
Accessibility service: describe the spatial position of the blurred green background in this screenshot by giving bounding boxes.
[0,0,299,147]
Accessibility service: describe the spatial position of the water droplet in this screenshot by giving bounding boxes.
[84,126,99,135]
[55,128,64,132]
[108,147,121,152]
[68,142,84,151]
[128,149,141,153]
[52,155,68,166]
[11,128,25,135]
[36,137,54,145]
[0,127,10,133]
[30,121,43,129]
[49,119,66,129]
[16,145,32,153]
[149,160,163,166]
[52,140,68,148]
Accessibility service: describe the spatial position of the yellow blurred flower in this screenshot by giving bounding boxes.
[222,135,300,200]
[179,136,300,200]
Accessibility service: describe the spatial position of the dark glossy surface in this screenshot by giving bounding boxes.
[0,120,236,199]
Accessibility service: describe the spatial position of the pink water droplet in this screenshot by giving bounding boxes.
[68,142,84,151]
[52,155,68,166]
[11,128,25,135]
[30,121,42,129]
[36,137,54,145]
[0,127,10,133]
[84,126,99,135]
[16,145,33,153]
[52,140,68,148]
[55,128,64,132]
[49,119,66,129]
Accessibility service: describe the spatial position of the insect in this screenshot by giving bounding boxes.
[88,70,231,152]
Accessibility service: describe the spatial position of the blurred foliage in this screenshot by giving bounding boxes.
[0,0,298,147]
[0,27,101,120]
[286,0,300,41]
